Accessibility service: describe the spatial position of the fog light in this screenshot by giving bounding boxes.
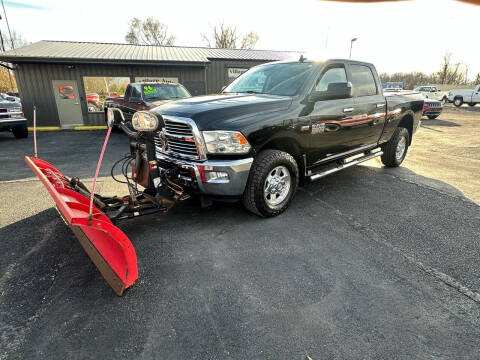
[205,171,229,183]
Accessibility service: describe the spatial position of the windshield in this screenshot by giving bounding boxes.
[143,84,191,101]
[224,62,314,96]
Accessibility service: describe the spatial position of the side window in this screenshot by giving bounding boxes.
[350,65,377,97]
[315,66,347,92]
[131,85,142,100]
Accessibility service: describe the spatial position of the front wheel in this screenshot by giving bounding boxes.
[454,97,463,107]
[381,127,410,167]
[12,125,28,138]
[427,115,439,119]
[242,150,299,217]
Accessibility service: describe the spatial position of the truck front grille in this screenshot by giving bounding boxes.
[155,118,203,161]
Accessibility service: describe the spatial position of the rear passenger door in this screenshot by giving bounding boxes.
[348,64,386,147]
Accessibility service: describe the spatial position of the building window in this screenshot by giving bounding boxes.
[83,77,130,112]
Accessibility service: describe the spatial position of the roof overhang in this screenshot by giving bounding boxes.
[0,56,210,67]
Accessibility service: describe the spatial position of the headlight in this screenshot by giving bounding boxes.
[202,130,251,154]
[8,107,23,118]
[132,111,160,132]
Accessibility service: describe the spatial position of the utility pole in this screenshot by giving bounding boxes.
[349,37,357,59]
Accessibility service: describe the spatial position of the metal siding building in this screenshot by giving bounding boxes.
[0,41,301,127]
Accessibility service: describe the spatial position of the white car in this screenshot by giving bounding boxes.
[414,86,448,102]
[447,85,480,107]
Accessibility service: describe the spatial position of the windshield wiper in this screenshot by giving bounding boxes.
[245,90,263,94]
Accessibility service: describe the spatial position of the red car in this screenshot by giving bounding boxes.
[59,86,103,112]
[422,98,442,119]
[86,93,103,112]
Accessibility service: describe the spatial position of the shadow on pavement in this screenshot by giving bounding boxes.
[421,118,461,127]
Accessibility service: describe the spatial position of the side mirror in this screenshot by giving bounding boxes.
[309,82,352,102]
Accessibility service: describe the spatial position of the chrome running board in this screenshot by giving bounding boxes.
[309,150,383,181]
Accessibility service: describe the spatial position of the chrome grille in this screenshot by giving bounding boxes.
[155,118,201,160]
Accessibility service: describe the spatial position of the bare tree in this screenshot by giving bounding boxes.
[241,32,260,50]
[125,18,175,46]
[436,51,467,85]
[0,30,29,92]
[474,73,480,85]
[202,22,259,49]
[0,29,29,51]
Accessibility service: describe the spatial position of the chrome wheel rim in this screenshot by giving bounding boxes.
[454,99,461,106]
[396,136,407,160]
[264,165,291,207]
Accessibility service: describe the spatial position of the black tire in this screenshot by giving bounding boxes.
[381,127,409,167]
[242,149,299,217]
[453,97,463,107]
[427,115,439,119]
[12,125,28,138]
[468,103,475,107]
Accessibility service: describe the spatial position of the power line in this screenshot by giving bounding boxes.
[0,0,15,53]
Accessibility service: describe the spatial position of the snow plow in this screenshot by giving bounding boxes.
[26,109,186,295]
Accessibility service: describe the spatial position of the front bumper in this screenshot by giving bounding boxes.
[0,117,27,129]
[423,108,442,116]
[156,152,253,198]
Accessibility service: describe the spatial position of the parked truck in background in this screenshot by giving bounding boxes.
[414,85,448,103]
[109,58,424,217]
[447,84,480,107]
[104,82,191,124]
[0,93,27,138]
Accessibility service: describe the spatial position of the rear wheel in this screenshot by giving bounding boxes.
[427,115,439,119]
[454,97,463,107]
[381,127,409,167]
[468,103,475,107]
[242,150,299,217]
[12,125,28,138]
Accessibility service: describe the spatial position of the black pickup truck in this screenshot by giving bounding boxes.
[109,59,424,217]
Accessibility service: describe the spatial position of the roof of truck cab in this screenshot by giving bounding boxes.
[0,40,303,65]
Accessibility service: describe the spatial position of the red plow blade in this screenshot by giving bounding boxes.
[25,156,138,295]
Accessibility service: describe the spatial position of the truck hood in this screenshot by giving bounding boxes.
[150,93,292,130]
[146,99,176,107]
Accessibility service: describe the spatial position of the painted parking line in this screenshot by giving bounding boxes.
[74,126,108,130]
[27,126,61,131]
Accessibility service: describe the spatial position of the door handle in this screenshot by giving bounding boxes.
[343,107,354,113]
[74,102,79,105]
[376,103,385,108]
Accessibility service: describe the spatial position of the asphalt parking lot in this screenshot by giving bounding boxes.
[1,110,479,359]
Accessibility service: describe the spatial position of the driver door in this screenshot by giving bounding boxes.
[307,62,363,163]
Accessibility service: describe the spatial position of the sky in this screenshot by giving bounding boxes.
[1,0,479,79]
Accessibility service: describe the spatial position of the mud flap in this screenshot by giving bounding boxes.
[25,156,138,295]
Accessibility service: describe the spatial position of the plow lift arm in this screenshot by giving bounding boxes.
[25,108,182,295]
